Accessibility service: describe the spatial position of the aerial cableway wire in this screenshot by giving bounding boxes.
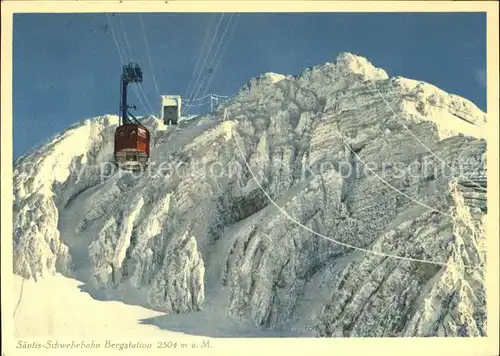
[105,13,148,115]
[213,94,230,99]
[114,14,147,109]
[369,78,487,193]
[187,13,226,105]
[225,109,484,271]
[184,14,219,103]
[109,12,234,118]
[116,14,133,61]
[184,93,213,102]
[201,14,240,99]
[193,13,235,100]
[184,98,212,108]
[106,13,148,113]
[197,13,238,99]
[116,13,156,114]
[138,13,161,100]
[186,13,225,103]
[185,14,238,115]
[183,93,231,104]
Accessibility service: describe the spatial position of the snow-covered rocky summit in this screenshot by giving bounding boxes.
[13,52,487,337]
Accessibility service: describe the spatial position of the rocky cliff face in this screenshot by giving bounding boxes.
[13,53,487,336]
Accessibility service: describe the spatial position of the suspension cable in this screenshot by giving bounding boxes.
[225,109,483,270]
[117,13,155,114]
[184,14,219,101]
[187,13,225,104]
[202,14,240,99]
[369,79,487,193]
[138,14,161,99]
[195,13,236,99]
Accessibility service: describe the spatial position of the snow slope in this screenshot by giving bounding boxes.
[13,273,173,338]
[13,53,487,337]
[12,273,285,338]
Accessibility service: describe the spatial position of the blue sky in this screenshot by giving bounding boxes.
[13,12,486,158]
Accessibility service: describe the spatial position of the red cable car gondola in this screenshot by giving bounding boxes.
[114,122,150,171]
[114,62,150,172]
